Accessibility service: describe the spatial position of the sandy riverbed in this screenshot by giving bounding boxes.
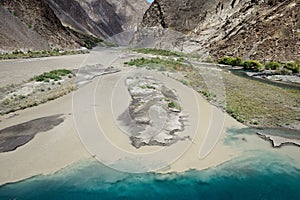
[0,48,245,184]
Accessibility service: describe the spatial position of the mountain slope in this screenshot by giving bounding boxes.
[140,0,299,61]
[0,6,49,51]
[0,0,149,51]
[107,0,149,30]
[0,0,80,50]
[45,0,149,38]
[45,0,123,38]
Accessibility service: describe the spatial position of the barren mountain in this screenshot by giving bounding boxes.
[0,6,49,52]
[107,0,149,30]
[0,0,81,50]
[45,0,149,38]
[0,0,149,51]
[45,0,122,38]
[139,0,299,62]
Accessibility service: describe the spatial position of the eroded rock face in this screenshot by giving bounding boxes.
[140,0,299,61]
[120,76,187,148]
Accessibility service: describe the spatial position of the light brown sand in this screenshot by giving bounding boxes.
[0,48,244,184]
[74,67,244,173]
[0,94,90,185]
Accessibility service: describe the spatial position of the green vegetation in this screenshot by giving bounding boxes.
[146,85,156,90]
[243,60,263,72]
[33,69,73,82]
[1,99,10,106]
[124,51,299,129]
[83,37,104,49]
[168,101,176,108]
[0,73,76,115]
[0,49,88,60]
[68,27,106,49]
[199,90,216,101]
[27,23,32,29]
[218,56,263,71]
[124,57,192,72]
[284,62,300,73]
[222,71,300,128]
[140,85,156,90]
[265,61,281,70]
[130,48,201,60]
[279,68,293,75]
[218,56,299,74]
[226,106,245,123]
[218,57,243,66]
[132,48,184,57]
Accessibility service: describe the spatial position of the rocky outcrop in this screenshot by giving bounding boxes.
[119,76,186,148]
[257,132,300,148]
[139,0,299,62]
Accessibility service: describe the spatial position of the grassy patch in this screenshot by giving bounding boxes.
[132,48,185,57]
[199,90,216,101]
[125,57,206,94]
[0,49,88,60]
[222,71,300,128]
[33,69,73,82]
[124,57,193,72]
[167,100,181,110]
[0,72,76,115]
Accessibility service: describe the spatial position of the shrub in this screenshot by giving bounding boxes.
[133,48,183,57]
[279,68,293,75]
[34,69,72,82]
[243,60,263,71]
[218,57,243,66]
[265,61,281,70]
[284,62,300,73]
[1,99,10,105]
[168,101,176,108]
[226,107,244,123]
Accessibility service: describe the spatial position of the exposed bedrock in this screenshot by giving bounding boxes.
[118,76,188,148]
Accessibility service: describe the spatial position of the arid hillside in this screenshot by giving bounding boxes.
[140,0,299,62]
[0,0,149,51]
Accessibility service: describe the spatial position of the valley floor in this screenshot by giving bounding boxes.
[0,47,299,185]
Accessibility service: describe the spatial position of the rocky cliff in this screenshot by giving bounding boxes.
[140,0,299,62]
